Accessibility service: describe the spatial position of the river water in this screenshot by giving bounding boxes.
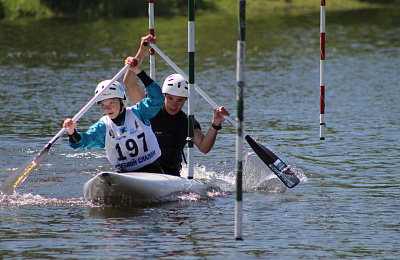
[1,7,399,259]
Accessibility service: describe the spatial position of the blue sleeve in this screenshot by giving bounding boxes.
[131,80,164,125]
[68,119,106,150]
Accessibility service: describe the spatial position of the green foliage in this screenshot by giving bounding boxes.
[0,0,398,19]
[40,0,148,17]
[0,0,215,19]
[359,0,400,3]
[0,0,52,19]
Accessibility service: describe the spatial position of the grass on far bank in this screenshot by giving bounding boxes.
[0,0,399,20]
[0,0,52,19]
[210,0,398,15]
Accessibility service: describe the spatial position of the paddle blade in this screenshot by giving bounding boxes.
[0,145,51,195]
[245,135,300,188]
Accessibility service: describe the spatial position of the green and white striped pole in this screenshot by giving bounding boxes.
[187,0,195,179]
[235,0,246,241]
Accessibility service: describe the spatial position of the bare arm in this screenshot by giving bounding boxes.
[194,106,230,154]
[124,34,156,104]
[124,69,146,104]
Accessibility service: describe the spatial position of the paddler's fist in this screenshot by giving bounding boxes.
[125,56,141,74]
[212,106,230,126]
[63,118,77,135]
[141,34,156,49]
[125,56,140,73]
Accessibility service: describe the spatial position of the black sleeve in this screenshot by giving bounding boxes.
[137,70,154,87]
[68,130,81,143]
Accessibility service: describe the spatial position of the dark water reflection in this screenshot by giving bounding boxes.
[1,7,400,259]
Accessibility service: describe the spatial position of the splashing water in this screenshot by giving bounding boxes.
[0,192,92,207]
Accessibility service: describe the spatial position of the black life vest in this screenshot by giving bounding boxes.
[150,106,200,176]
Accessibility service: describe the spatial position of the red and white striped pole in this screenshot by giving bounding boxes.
[320,0,326,140]
[148,0,155,79]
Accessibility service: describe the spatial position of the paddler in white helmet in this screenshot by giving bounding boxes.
[63,35,164,173]
[123,58,230,177]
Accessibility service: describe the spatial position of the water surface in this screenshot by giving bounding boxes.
[1,8,400,259]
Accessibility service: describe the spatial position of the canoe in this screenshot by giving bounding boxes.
[83,172,207,205]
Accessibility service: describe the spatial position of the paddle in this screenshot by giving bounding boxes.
[149,43,300,188]
[0,62,136,195]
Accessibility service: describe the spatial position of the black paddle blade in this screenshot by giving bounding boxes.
[0,144,51,195]
[245,135,300,188]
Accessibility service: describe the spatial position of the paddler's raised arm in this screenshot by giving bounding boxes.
[123,34,156,104]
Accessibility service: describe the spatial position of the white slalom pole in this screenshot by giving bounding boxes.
[235,0,246,241]
[149,0,155,79]
[187,0,195,179]
[320,0,326,140]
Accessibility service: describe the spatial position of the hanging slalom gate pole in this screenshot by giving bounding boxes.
[320,0,326,140]
[235,0,246,241]
[148,0,155,79]
[187,0,195,179]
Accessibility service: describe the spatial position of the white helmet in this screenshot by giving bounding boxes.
[162,74,189,98]
[95,80,126,103]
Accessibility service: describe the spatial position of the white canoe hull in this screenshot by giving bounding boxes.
[83,172,207,205]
